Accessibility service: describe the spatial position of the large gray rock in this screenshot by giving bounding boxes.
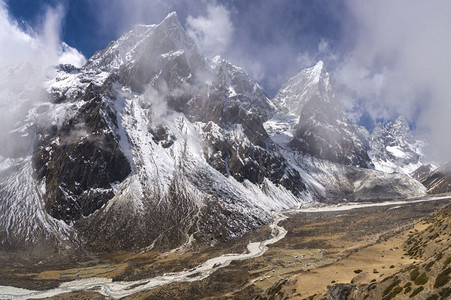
[327,283,356,300]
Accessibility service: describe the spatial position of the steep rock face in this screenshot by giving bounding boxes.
[273,61,371,167]
[369,116,424,174]
[412,164,436,181]
[33,80,131,222]
[418,163,451,194]
[211,56,274,122]
[201,122,305,197]
[184,57,274,148]
[86,12,205,94]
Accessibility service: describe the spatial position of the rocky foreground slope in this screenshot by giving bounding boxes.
[256,202,450,300]
[0,12,429,253]
[326,203,451,300]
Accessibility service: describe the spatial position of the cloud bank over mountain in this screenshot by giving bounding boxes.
[0,0,86,155]
[337,0,451,162]
[3,0,451,162]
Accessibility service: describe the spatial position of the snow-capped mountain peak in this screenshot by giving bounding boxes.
[162,11,179,22]
[85,11,202,79]
[211,56,275,121]
[369,116,424,174]
[388,116,412,140]
[268,61,371,167]
[307,60,325,84]
[273,60,331,116]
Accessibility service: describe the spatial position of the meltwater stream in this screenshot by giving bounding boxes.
[0,213,288,299]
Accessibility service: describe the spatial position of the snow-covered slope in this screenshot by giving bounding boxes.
[0,157,76,250]
[274,61,330,116]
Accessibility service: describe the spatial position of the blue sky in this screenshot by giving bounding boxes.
[2,0,451,161]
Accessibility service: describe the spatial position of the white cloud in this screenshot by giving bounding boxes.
[335,0,451,162]
[58,42,87,68]
[0,2,86,69]
[296,39,338,72]
[296,52,315,69]
[240,60,265,82]
[186,4,234,57]
[0,3,52,68]
[0,1,86,157]
[318,39,330,53]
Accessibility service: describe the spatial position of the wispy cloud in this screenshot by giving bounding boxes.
[58,42,86,67]
[0,1,85,157]
[186,3,234,57]
[334,0,451,162]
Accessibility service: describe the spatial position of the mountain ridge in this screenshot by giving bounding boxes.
[0,12,429,253]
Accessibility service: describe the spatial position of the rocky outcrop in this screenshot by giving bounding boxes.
[419,163,451,194]
[327,284,357,300]
[32,81,131,222]
[202,122,305,196]
[412,164,436,181]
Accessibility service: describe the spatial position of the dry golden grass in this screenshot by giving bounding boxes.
[288,224,420,298]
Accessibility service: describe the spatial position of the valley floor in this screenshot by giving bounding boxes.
[0,196,450,299]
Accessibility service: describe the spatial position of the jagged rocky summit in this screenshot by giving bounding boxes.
[272,61,371,167]
[0,12,428,253]
[369,116,424,174]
